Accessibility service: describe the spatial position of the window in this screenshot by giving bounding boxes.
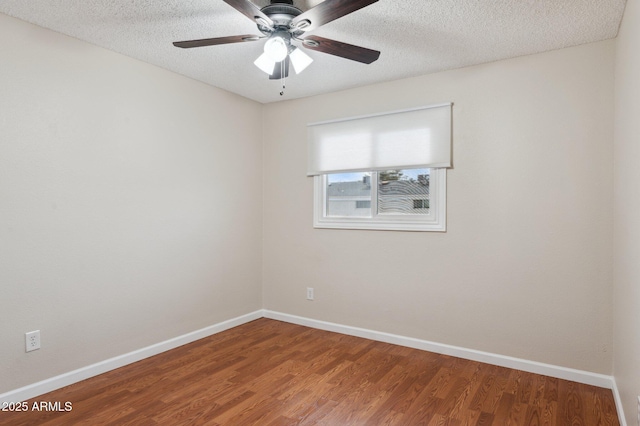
[314,168,446,231]
[307,103,452,232]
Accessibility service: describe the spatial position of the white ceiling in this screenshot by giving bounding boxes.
[0,0,627,103]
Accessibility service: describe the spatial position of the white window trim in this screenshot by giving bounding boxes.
[313,168,447,232]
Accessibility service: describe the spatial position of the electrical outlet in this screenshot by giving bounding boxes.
[306,287,314,301]
[25,330,40,352]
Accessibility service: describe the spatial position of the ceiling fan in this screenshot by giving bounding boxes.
[173,0,380,88]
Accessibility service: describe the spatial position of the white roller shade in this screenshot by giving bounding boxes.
[307,103,452,176]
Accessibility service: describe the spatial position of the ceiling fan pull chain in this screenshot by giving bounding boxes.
[280,60,286,96]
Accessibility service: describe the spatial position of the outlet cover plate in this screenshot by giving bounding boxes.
[25,330,41,352]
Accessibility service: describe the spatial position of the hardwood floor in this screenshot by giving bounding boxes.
[0,318,619,425]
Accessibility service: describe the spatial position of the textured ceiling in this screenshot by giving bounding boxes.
[0,0,627,103]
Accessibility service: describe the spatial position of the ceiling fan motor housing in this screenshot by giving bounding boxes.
[259,1,303,34]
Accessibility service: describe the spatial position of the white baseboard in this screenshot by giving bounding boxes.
[263,310,615,390]
[611,378,628,426]
[0,310,263,404]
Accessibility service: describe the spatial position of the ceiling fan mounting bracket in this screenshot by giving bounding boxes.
[302,38,320,47]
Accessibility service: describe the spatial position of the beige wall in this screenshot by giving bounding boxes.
[263,40,615,374]
[614,0,640,423]
[0,14,263,393]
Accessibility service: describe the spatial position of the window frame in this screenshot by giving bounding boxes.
[313,168,447,232]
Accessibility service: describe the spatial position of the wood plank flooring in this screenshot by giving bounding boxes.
[0,318,619,425]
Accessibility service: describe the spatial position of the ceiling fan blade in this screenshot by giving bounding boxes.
[269,57,290,80]
[173,35,260,49]
[223,0,274,28]
[291,0,379,32]
[302,35,380,64]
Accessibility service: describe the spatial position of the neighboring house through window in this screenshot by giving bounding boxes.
[413,199,429,209]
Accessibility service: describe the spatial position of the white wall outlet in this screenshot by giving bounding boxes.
[306,287,314,301]
[25,330,40,352]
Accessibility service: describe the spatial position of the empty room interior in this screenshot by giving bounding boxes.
[0,0,638,424]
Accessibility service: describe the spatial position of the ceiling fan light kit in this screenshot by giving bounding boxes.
[173,0,381,95]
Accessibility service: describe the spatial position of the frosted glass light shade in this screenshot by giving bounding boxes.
[254,52,276,75]
[289,47,313,74]
[264,36,288,62]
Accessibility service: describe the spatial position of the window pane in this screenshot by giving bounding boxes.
[377,169,430,215]
[326,172,372,217]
